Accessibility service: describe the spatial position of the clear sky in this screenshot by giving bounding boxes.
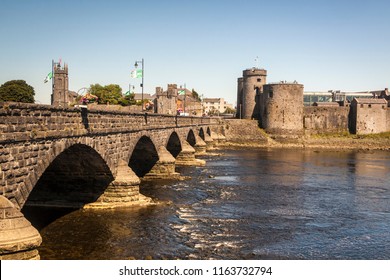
[1,0,389,105]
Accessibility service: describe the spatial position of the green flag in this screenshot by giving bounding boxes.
[131,69,143,78]
[178,90,185,95]
[44,72,53,83]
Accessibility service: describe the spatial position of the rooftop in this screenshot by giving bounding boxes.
[353,98,387,104]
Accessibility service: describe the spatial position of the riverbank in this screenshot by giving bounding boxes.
[221,119,390,151]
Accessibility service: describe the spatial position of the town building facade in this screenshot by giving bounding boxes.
[203,98,234,115]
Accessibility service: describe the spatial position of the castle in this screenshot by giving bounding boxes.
[237,68,390,135]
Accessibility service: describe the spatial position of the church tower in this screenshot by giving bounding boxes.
[51,63,69,107]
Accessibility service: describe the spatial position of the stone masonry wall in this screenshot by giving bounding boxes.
[387,108,390,132]
[356,104,387,134]
[0,103,217,143]
[263,83,304,135]
[0,102,221,208]
[303,106,350,134]
[223,119,268,143]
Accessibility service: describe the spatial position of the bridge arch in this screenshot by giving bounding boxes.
[23,144,114,211]
[166,131,182,158]
[186,129,196,147]
[129,136,159,177]
[19,139,115,209]
[199,127,205,140]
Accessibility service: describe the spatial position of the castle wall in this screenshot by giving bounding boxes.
[263,83,304,135]
[387,106,390,132]
[303,106,350,134]
[351,99,388,134]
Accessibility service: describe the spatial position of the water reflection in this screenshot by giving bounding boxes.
[37,148,390,259]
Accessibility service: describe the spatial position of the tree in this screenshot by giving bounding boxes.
[0,80,35,103]
[223,107,236,114]
[118,93,136,106]
[89,84,122,105]
[191,88,201,101]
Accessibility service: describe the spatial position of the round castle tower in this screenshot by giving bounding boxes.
[240,68,267,119]
[236,77,243,118]
[262,82,304,135]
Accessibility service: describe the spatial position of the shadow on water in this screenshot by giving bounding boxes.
[22,206,78,231]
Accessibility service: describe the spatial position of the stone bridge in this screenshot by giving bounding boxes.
[0,102,226,259]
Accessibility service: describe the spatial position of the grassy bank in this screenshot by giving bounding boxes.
[219,130,390,151]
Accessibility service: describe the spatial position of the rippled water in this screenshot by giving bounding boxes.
[37,148,390,259]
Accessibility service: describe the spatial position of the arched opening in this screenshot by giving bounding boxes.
[187,130,196,147]
[166,132,182,158]
[129,136,159,177]
[206,127,211,136]
[22,144,114,230]
[199,128,205,140]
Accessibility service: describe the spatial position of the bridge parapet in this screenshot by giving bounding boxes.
[0,102,219,144]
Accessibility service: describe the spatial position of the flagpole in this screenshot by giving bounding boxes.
[134,58,144,111]
[51,59,54,105]
[184,83,186,114]
[141,58,144,111]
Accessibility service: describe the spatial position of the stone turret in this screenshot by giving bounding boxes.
[240,68,267,119]
[236,77,243,118]
[262,82,304,136]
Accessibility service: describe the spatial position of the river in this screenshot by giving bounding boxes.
[35,148,390,259]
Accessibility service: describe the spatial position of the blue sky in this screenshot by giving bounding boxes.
[1,0,389,105]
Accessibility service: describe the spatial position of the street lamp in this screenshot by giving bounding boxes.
[127,84,135,96]
[180,83,186,115]
[134,58,144,110]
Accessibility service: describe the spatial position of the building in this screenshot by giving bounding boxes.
[237,66,390,136]
[51,62,78,107]
[350,98,388,134]
[177,88,203,116]
[154,84,178,115]
[154,84,202,115]
[303,89,389,106]
[203,98,234,115]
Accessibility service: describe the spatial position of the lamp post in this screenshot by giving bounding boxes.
[134,58,144,110]
[180,83,186,115]
[128,84,134,96]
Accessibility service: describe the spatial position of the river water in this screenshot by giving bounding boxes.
[37,148,390,260]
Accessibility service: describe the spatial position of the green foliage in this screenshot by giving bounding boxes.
[0,80,35,103]
[223,107,236,114]
[118,93,136,106]
[311,131,353,138]
[356,131,390,139]
[89,84,123,105]
[191,89,201,101]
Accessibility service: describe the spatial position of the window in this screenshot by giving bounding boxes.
[257,78,261,82]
